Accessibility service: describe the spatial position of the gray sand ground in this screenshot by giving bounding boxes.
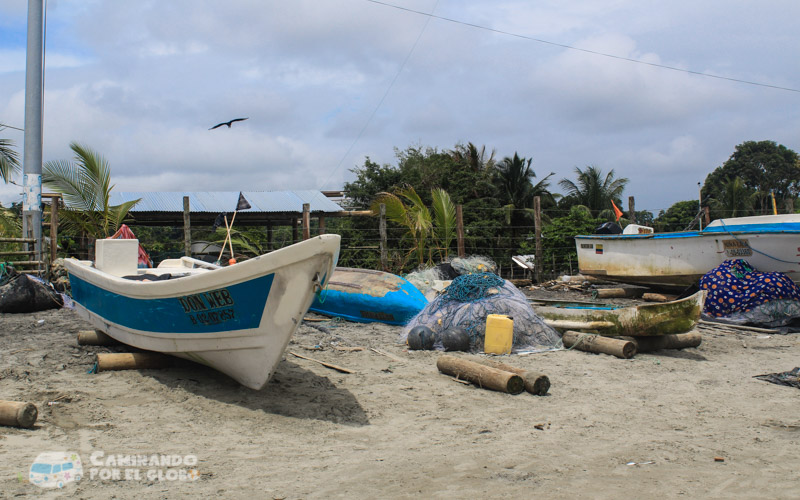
[1,291,799,499]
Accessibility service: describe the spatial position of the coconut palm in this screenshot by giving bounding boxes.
[43,142,140,239]
[370,185,456,265]
[709,177,755,218]
[558,165,628,218]
[0,124,21,184]
[495,153,554,226]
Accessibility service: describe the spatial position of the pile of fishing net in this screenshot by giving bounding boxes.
[404,256,498,298]
[700,259,800,327]
[403,272,562,353]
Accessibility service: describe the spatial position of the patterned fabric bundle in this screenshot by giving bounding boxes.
[700,259,800,318]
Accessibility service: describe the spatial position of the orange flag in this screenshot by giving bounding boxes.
[611,200,623,221]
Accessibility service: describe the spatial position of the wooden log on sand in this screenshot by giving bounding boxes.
[593,287,644,299]
[436,355,525,395]
[77,330,118,346]
[96,353,172,372]
[476,359,550,395]
[0,400,38,428]
[641,293,678,303]
[562,330,636,359]
[615,332,702,352]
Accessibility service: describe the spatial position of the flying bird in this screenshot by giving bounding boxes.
[209,117,249,130]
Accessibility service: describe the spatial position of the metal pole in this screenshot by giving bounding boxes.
[22,0,44,266]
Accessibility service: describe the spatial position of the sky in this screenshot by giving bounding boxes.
[0,0,798,213]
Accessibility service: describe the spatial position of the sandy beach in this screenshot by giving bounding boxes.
[2,291,800,499]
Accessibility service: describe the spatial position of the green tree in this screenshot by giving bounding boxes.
[558,165,628,217]
[708,176,755,219]
[702,140,800,214]
[494,153,554,223]
[0,124,21,184]
[43,142,140,239]
[655,200,700,232]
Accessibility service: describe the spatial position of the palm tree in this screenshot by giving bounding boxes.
[370,185,456,265]
[449,142,496,173]
[43,142,140,239]
[0,124,21,184]
[710,177,755,218]
[558,165,628,217]
[495,153,554,225]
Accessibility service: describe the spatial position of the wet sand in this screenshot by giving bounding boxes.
[1,295,799,499]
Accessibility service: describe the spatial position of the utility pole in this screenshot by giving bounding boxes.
[22,0,44,266]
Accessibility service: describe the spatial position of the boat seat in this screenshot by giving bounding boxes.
[95,238,139,277]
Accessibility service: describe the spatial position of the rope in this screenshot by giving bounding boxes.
[564,332,592,351]
[718,219,800,264]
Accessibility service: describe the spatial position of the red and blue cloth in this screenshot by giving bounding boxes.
[700,259,800,317]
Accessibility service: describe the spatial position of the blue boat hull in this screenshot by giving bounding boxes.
[309,267,428,325]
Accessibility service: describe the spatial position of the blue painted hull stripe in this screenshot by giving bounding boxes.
[69,273,274,333]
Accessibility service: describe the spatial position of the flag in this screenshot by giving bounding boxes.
[611,200,623,221]
[212,213,226,230]
[236,192,251,211]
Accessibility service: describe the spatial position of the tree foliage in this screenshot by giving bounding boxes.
[702,140,800,214]
[0,124,21,184]
[43,142,140,239]
[654,200,700,232]
[558,165,628,217]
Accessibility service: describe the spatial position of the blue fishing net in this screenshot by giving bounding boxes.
[403,273,562,353]
[700,259,800,326]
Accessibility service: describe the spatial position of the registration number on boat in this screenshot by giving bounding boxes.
[722,239,752,257]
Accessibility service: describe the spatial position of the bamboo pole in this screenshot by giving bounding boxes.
[628,195,636,224]
[0,400,38,428]
[476,359,550,395]
[302,203,310,240]
[615,333,702,352]
[456,204,465,258]
[436,355,524,394]
[642,293,678,302]
[96,353,172,371]
[183,196,191,257]
[562,331,636,359]
[379,203,387,271]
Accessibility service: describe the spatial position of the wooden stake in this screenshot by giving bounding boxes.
[0,400,38,428]
[615,332,702,352]
[562,331,636,359]
[289,351,354,374]
[96,353,172,371]
[77,330,118,346]
[642,293,678,302]
[476,359,550,395]
[436,355,525,394]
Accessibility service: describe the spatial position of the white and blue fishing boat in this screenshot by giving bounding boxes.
[309,267,428,325]
[64,234,340,389]
[576,214,800,290]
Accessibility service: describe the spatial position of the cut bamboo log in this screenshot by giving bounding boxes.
[289,351,354,374]
[96,353,172,371]
[593,287,644,299]
[0,400,38,428]
[615,332,702,352]
[476,359,550,395]
[77,330,118,346]
[562,330,636,359]
[642,293,678,303]
[436,355,524,394]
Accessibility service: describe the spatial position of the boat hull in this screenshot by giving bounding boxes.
[65,235,340,389]
[576,215,800,290]
[534,291,706,336]
[309,267,428,325]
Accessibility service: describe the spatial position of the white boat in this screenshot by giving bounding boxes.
[64,235,340,389]
[575,214,800,290]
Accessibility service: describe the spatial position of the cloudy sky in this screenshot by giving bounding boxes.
[1,0,798,213]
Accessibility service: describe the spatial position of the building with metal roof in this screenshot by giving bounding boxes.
[109,191,346,227]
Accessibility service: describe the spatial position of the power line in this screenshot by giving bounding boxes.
[365,0,800,94]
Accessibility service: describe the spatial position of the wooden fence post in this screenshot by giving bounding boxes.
[267,222,274,251]
[48,194,60,264]
[456,204,465,258]
[183,196,191,257]
[379,203,388,271]
[534,196,542,284]
[703,207,710,226]
[628,196,636,224]
[302,203,310,240]
[318,215,326,235]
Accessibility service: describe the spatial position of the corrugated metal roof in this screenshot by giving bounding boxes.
[109,191,343,213]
